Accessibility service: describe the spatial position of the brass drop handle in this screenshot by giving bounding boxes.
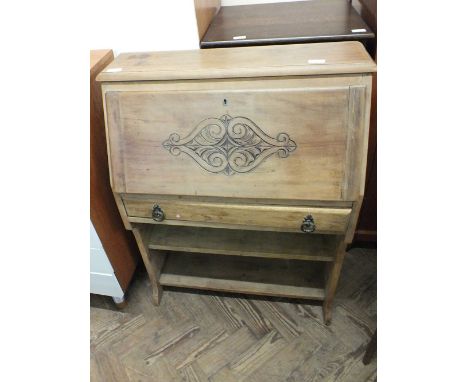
[152,205,165,222]
[301,215,316,233]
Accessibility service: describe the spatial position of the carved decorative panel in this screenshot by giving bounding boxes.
[162,115,297,175]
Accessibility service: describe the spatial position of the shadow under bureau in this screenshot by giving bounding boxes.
[97,42,376,324]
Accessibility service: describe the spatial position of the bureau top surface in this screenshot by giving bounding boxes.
[97,41,376,82]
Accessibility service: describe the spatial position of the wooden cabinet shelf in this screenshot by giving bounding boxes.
[157,251,326,301]
[148,225,339,262]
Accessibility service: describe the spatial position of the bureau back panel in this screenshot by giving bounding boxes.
[105,79,368,201]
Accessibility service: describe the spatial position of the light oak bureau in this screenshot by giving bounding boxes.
[97,42,376,324]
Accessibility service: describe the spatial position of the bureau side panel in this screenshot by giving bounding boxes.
[343,84,369,200]
[344,75,373,242]
[105,92,127,193]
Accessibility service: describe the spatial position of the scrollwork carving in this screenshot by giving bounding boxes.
[162,115,296,175]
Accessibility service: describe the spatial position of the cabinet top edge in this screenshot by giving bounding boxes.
[96,42,376,82]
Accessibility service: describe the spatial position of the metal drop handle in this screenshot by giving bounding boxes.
[152,205,165,222]
[301,215,316,233]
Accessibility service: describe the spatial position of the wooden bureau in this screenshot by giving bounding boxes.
[97,42,376,324]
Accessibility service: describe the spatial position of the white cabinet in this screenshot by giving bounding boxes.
[90,222,124,299]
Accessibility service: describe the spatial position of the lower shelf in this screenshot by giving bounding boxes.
[149,225,338,262]
[158,252,326,300]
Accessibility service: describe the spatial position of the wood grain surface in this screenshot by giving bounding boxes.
[96,41,376,82]
[148,225,339,261]
[201,0,375,48]
[159,252,327,300]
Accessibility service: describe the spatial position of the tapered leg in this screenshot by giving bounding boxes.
[132,225,167,306]
[323,238,347,325]
[322,301,333,326]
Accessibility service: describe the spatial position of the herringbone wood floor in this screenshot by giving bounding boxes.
[91,248,376,382]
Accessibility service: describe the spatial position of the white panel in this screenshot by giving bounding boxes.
[90,273,124,298]
[90,221,119,297]
[90,248,115,274]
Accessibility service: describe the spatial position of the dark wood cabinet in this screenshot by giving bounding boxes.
[201,0,374,50]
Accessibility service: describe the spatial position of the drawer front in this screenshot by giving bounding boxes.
[123,198,351,233]
[105,77,369,201]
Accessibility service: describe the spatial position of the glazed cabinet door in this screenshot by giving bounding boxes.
[104,76,370,201]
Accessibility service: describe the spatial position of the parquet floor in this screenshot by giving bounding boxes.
[91,247,377,382]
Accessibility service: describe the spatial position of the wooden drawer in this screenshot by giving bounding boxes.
[123,198,351,233]
[105,76,369,202]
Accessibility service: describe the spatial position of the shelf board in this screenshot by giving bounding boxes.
[159,252,326,300]
[149,225,338,262]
